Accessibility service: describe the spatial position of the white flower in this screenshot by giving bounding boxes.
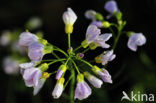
[52,78,65,99]
[62,8,77,26]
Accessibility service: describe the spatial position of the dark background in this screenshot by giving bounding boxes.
[0,0,156,103]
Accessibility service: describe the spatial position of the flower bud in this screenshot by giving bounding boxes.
[39,63,49,71]
[74,74,91,100]
[95,13,104,21]
[56,65,67,80]
[52,78,65,99]
[92,66,112,83]
[81,40,89,48]
[63,8,77,34]
[102,21,111,28]
[84,72,103,88]
[76,53,84,59]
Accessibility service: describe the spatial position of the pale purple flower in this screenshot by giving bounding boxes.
[92,66,112,83]
[74,74,91,100]
[3,57,19,75]
[128,33,146,51]
[11,41,27,55]
[63,8,77,26]
[23,67,42,87]
[84,72,103,88]
[85,25,112,48]
[95,33,112,48]
[86,25,101,43]
[74,81,92,100]
[19,62,36,69]
[85,10,97,20]
[28,42,44,61]
[98,69,112,83]
[33,78,46,95]
[19,32,38,46]
[101,50,116,65]
[90,21,103,28]
[56,65,67,80]
[0,30,11,46]
[104,0,119,14]
[52,78,65,99]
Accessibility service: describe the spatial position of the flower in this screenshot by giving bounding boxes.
[94,33,112,48]
[0,30,11,46]
[26,17,42,30]
[127,33,146,51]
[84,72,103,88]
[86,25,101,44]
[92,66,112,83]
[56,65,67,80]
[90,21,103,28]
[85,10,97,20]
[74,74,91,100]
[82,25,112,49]
[19,61,36,69]
[63,8,77,34]
[19,32,38,46]
[104,0,119,14]
[28,42,44,61]
[3,57,19,75]
[23,67,42,87]
[33,78,46,95]
[95,50,116,65]
[52,77,65,99]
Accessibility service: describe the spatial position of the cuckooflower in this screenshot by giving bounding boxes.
[52,77,65,99]
[33,72,50,95]
[74,74,91,100]
[104,0,119,14]
[23,67,42,87]
[92,66,112,83]
[85,10,97,20]
[84,72,103,88]
[33,78,46,95]
[3,57,19,75]
[95,50,116,65]
[63,8,77,34]
[28,42,44,61]
[56,65,67,80]
[82,25,112,49]
[127,33,146,51]
[19,32,38,46]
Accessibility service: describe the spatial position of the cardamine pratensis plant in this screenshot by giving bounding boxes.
[18,0,146,103]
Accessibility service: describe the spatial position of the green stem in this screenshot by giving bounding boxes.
[68,33,71,49]
[71,60,80,74]
[48,59,66,65]
[64,75,73,89]
[70,64,75,103]
[74,45,82,52]
[112,28,122,50]
[53,48,68,57]
[109,27,116,39]
[77,59,93,68]
[82,48,90,54]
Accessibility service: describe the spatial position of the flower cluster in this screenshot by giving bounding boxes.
[0,17,43,75]
[17,0,146,102]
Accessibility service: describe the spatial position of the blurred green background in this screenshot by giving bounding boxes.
[0,0,156,103]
